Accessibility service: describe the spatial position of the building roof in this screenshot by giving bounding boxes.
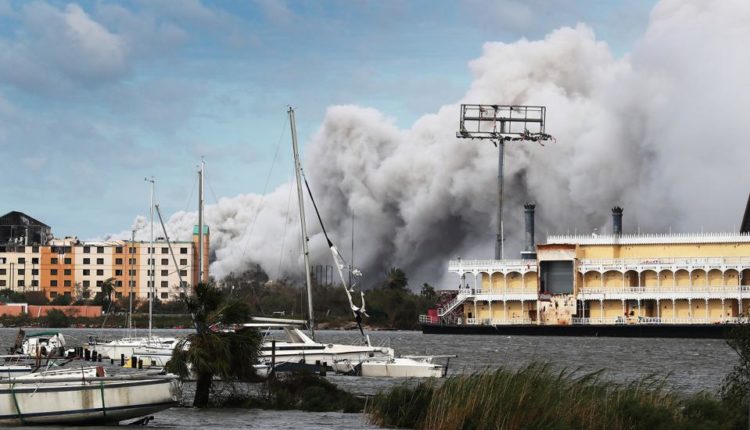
[0,211,49,228]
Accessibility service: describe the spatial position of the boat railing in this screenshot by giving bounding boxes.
[578,256,750,268]
[578,285,750,294]
[572,316,746,325]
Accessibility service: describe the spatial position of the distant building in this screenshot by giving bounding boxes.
[0,212,209,302]
[0,211,52,249]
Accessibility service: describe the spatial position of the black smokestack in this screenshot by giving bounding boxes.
[612,206,623,236]
[521,203,536,260]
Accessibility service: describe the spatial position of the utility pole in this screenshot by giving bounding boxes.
[144,176,155,340]
[456,104,552,260]
[198,159,205,283]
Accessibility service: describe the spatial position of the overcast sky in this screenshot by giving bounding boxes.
[0,0,656,239]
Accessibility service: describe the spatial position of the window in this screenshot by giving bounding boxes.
[96,280,103,287]
[161,281,168,288]
[115,269,123,276]
[115,258,123,265]
[83,269,90,276]
[18,257,25,264]
[147,270,153,276]
[147,281,154,288]
[31,280,38,287]
[96,269,104,276]
[180,259,187,266]
[50,280,58,287]
[129,247,136,254]
[115,292,123,298]
[96,258,104,265]
[128,269,136,276]
[50,291,58,298]
[64,280,71,287]
[180,248,188,254]
[180,270,187,277]
[17,280,23,287]
[115,247,123,254]
[0,280,5,287]
[83,246,90,253]
[51,269,58,275]
[149,247,154,254]
[161,259,168,265]
[31,246,39,253]
[97,247,104,254]
[31,269,38,275]
[116,280,122,287]
[64,269,71,275]
[0,269,4,275]
[17,269,22,275]
[160,292,168,299]
[128,258,136,265]
[51,258,58,264]
[83,280,90,287]
[162,247,168,254]
[63,258,71,265]
[83,258,90,264]
[31,257,38,264]
[64,291,71,297]
[161,270,168,276]
[129,280,135,287]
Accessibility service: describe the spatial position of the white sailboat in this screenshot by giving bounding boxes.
[93,177,178,359]
[0,366,179,425]
[249,108,393,372]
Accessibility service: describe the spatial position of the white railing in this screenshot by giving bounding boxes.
[448,259,537,273]
[461,317,534,326]
[578,256,750,269]
[437,292,470,316]
[549,232,750,245]
[419,314,440,324]
[578,285,750,294]
[467,288,538,296]
[573,316,746,325]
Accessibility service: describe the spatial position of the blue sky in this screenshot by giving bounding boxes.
[0,0,656,238]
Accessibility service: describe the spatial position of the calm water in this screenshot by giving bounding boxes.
[2,328,739,429]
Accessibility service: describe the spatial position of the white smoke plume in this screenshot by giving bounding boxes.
[109,0,750,288]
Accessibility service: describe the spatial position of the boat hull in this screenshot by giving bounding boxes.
[0,378,179,425]
[420,323,736,338]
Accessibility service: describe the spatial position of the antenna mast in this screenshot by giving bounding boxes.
[456,104,551,260]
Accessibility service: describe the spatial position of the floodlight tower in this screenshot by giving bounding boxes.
[456,104,552,260]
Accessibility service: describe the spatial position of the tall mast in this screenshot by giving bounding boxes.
[288,107,315,340]
[145,176,155,340]
[128,229,134,336]
[198,160,205,283]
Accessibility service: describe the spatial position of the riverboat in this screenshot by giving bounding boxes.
[420,205,750,338]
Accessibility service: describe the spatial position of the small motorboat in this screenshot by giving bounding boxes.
[333,355,456,378]
[0,366,180,425]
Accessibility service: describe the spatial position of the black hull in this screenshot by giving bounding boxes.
[420,323,737,338]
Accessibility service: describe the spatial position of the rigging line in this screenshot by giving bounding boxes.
[302,176,352,274]
[184,173,197,213]
[276,173,295,280]
[239,114,289,258]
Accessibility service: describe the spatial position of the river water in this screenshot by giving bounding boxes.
[2,328,739,429]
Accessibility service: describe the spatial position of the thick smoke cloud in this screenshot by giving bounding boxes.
[111,0,750,288]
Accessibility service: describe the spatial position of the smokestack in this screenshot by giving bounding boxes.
[612,206,623,236]
[521,203,536,260]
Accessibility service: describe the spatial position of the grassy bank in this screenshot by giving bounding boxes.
[368,363,740,430]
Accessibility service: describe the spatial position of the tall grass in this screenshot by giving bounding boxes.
[368,363,732,430]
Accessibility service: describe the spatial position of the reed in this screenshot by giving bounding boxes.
[368,363,730,430]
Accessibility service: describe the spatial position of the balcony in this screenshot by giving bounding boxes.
[578,256,750,272]
[578,285,750,300]
[448,259,537,274]
[572,316,744,325]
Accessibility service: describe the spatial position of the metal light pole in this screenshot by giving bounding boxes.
[456,104,552,260]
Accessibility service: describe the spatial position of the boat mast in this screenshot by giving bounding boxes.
[145,176,155,340]
[128,229,134,336]
[288,107,315,340]
[198,160,205,284]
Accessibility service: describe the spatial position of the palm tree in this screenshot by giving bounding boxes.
[383,267,408,290]
[166,282,261,407]
[101,277,115,311]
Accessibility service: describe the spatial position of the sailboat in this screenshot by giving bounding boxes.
[249,108,394,371]
[93,177,179,360]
